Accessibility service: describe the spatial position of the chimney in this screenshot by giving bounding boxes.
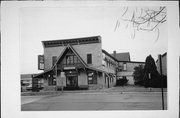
[113,51,116,58]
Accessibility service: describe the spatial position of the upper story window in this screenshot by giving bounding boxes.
[123,62,127,71]
[66,55,73,65]
[87,54,92,64]
[64,55,80,65]
[52,56,57,66]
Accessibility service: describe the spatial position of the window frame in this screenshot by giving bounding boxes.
[87,54,92,64]
[87,72,97,84]
[52,56,57,66]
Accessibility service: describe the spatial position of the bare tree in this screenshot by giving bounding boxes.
[114,7,167,41]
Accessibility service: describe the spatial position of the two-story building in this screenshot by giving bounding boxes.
[33,36,117,91]
[32,36,145,91]
[111,51,145,85]
[116,61,145,85]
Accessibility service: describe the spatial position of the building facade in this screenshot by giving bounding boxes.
[21,74,33,91]
[33,36,117,91]
[32,36,145,91]
[156,52,167,76]
[117,61,145,85]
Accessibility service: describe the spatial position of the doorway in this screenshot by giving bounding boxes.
[66,76,78,87]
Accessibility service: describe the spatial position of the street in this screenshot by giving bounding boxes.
[21,87,167,111]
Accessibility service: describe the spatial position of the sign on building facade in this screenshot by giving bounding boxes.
[38,55,44,70]
[56,72,66,86]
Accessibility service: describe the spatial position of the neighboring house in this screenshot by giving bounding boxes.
[112,51,130,62]
[156,52,167,76]
[116,61,145,85]
[32,35,145,91]
[112,51,145,85]
[21,74,32,91]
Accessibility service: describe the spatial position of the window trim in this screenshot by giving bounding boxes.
[52,56,57,67]
[87,54,92,64]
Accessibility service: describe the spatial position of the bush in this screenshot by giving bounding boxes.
[133,65,145,86]
[144,74,167,88]
[116,77,128,86]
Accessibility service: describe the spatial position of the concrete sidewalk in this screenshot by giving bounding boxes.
[21,86,167,96]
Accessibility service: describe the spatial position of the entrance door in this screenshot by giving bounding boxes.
[66,76,78,87]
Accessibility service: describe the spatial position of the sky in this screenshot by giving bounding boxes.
[20,6,167,74]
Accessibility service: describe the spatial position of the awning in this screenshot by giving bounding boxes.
[32,69,53,78]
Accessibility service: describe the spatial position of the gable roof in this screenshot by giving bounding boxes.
[21,74,32,79]
[102,49,118,62]
[33,44,88,78]
[111,52,130,61]
[52,44,88,69]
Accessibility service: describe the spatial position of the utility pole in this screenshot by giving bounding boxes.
[158,54,165,110]
[56,64,57,91]
[149,73,152,91]
[61,72,65,93]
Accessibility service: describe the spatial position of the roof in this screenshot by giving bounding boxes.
[33,44,103,78]
[111,52,130,61]
[102,49,118,62]
[52,44,88,69]
[118,61,145,64]
[162,52,167,57]
[156,52,167,63]
[21,74,33,79]
[42,36,101,48]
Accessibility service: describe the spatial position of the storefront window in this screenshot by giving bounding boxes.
[88,72,97,84]
[48,76,56,86]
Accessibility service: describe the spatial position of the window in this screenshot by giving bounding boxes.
[48,76,56,86]
[87,54,92,64]
[52,56,57,66]
[65,55,80,65]
[123,63,127,71]
[88,72,97,84]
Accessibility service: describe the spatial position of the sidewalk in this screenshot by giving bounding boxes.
[21,86,167,96]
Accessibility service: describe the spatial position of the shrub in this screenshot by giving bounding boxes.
[116,77,129,86]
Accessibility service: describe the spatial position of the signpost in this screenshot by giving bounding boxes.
[60,72,65,92]
[148,73,152,91]
[158,54,165,110]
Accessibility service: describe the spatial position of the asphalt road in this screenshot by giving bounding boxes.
[21,91,167,111]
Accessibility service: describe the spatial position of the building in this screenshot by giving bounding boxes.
[116,61,145,85]
[111,51,145,85]
[21,74,32,91]
[32,36,145,91]
[33,36,117,91]
[156,52,167,76]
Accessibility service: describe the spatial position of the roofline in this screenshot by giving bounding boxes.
[102,49,118,62]
[51,44,88,69]
[111,52,131,62]
[156,52,167,63]
[118,61,145,63]
[162,52,167,57]
[41,35,101,47]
